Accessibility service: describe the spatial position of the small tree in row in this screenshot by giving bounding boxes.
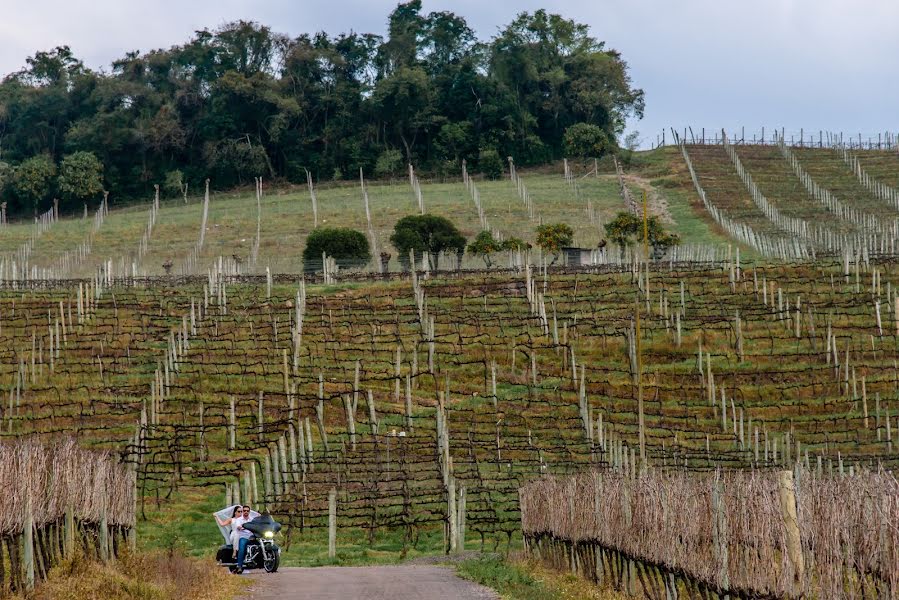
[535,223,574,265]
[604,211,680,259]
[303,227,372,272]
[467,231,529,267]
[390,214,466,270]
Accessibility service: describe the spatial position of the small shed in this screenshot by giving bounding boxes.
[562,247,591,267]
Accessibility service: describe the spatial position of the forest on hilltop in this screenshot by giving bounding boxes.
[0,0,643,217]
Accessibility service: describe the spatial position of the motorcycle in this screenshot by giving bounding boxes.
[215,514,282,574]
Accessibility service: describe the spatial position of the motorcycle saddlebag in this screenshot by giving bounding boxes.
[216,545,235,564]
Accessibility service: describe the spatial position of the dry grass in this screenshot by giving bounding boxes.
[11,550,244,600]
[512,558,628,600]
[457,553,626,600]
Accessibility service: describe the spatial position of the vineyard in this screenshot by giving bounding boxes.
[3,139,899,597]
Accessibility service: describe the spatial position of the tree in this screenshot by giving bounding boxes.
[0,8,645,217]
[374,149,404,179]
[164,170,185,199]
[10,155,56,215]
[604,212,641,257]
[478,148,503,179]
[303,227,371,271]
[535,223,573,264]
[490,10,644,161]
[563,123,610,159]
[467,230,503,267]
[57,151,103,207]
[603,211,680,260]
[390,214,465,270]
[502,236,529,252]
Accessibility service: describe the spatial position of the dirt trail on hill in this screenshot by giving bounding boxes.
[622,174,673,223]
[241,565,498,600]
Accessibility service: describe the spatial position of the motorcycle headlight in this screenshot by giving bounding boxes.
[263,531,274,539]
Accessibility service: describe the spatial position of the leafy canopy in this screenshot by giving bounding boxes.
[0,5,644,218]
[478,148,504,180]
[9,155,56,213]
[390,214,465,268]
[603,211,680,259]
[535,223,574,259]
[57,151,104,204]
[468,230,531,267]
[564,123,610,159]
[303,227,371,270]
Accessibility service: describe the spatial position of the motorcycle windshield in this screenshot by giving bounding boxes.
[243,515,282,536]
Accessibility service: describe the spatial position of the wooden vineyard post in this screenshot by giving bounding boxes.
[778,470,805,590]
[23,493,34,591]
[257,391,264,442]
[711,475,729,594]
[64,502,75,557]
[229,397,236,450]
[404,374,413,432]
[251,463,259,505]
[447,476,458,554]
[99,494,109,562]
[328,488,337,559]
[367,390,379,435]
[317,374,329,452]
[129,465,138,551]
[457,484,466,552]
[343,394,357,450]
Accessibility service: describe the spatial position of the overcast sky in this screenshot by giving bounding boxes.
[1,0,896,147]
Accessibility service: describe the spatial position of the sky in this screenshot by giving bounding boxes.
[0,0,896,148]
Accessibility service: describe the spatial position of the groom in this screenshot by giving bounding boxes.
[233,505,255,574]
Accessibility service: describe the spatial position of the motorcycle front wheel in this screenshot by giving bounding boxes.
[263,552,280,573]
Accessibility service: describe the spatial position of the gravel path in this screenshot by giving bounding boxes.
[240,565,499,600]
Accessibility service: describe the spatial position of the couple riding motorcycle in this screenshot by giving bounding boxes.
[214,505,282,574]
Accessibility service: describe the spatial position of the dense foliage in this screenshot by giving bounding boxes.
[0,2,643,217]
[467,230,530,267]
[302,227,372,271]
[535,223,574,263]
[604,211,680,259]
[390,214,466,270]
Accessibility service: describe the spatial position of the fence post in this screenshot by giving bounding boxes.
[64,502,75,557]
[99,495,109,562]
[711,475,730,595]
[778,470,805,590]
[447,476,458,553]
[328,488,337,560]
[129,464,138,551]
[23,493,34,591]
[456,484,466,552]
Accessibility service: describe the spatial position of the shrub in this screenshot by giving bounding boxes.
[374,148,404,179]
[303,227,371,271]
[477,148,504,180]
[390,214,466,270]
[164,170,185,198]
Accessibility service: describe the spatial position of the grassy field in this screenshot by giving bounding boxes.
[0,150,739,277]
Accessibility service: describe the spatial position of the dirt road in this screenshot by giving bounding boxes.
[241,565,499,599]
